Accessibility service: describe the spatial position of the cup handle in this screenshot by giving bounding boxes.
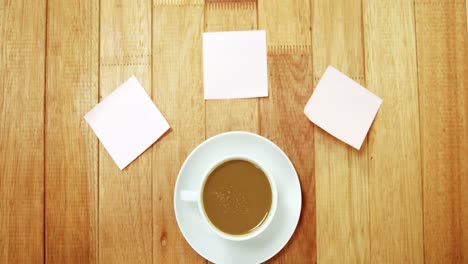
[180,190,199,202]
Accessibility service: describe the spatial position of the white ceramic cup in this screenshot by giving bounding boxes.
[180,155,278,241]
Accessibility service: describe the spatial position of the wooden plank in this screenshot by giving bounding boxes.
[46,0,99,262]
[204,1,258,137]
[99,0,152,263]
[258,0,311,47]
[414,1,468,263]
[363,1,424,263]
[261,49,315,264]
[152,1,206,263]
[257,0,315,262]
[0,0,45,262]
[312,0,370,263]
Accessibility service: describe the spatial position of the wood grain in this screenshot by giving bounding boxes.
[261,51,315,264]
[312,0,370,263]
[99,0,153,263]
[45,0,99,262]
[415,1,468,263]
[204,1,259,137]
[363,0,424,263]
[1,0,467,262]
[258,0,315,263]
[258,0,311,47]
[152,2,206,263]
[0,0,45,262]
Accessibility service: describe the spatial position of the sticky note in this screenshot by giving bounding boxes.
[304,66,382,150]
[202,30,268,99]
[85,76,170,169]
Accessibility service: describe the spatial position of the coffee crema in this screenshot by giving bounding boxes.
[202,159,272,235]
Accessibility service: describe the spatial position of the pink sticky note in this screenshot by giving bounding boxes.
[85,76,170,170]
[304,66,382,150]
[202,30,268,99]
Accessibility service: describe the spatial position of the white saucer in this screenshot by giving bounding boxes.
[174,131,302,264]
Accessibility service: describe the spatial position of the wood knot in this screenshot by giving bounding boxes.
[160,232,168,247]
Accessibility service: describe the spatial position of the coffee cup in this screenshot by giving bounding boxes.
[181,155,278,241]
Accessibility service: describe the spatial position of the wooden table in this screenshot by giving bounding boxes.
[1,0,467,263]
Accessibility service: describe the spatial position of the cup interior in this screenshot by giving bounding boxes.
[198,156,278,241]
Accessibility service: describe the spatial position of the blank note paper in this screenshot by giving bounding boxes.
[202,30,268,99]
[85,76,170,170]
[304,66,382,150]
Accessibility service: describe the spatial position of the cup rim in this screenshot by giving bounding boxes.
[197,155,278,241]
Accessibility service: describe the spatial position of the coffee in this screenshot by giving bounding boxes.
[202,159,272,235]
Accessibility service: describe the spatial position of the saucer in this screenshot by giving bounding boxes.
[174,131,302,263]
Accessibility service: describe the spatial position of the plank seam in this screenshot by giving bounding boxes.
[150,0,154,262]
[203,0,208,143]
[360,0,373,260]
[43,0,49,262]
[412,0,426,262]
[97,0,101,261]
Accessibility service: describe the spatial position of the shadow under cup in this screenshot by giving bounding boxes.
[200,157,278,241]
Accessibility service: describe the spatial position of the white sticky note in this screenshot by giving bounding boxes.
[304,66,382,150]
[202,30,268,99]
[85,76,170,170]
